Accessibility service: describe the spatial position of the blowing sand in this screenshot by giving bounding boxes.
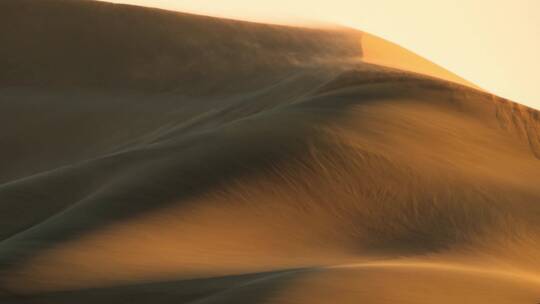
[1,0,539,303]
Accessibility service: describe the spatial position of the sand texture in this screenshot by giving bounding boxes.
[1,0,540,303]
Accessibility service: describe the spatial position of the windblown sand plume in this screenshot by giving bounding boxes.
[1,0,540,303]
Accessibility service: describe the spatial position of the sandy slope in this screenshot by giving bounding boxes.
[1,0,540,303]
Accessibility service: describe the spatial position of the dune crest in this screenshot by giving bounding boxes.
[1,0,540,303]
[360,32,481,89]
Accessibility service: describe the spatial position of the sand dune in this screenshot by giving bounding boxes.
[1,0,540,302]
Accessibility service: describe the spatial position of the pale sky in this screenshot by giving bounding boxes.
[107,0,539,109]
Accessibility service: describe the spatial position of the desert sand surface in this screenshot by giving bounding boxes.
[1,0,540,303]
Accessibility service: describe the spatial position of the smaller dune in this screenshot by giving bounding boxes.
[1,0,540,303]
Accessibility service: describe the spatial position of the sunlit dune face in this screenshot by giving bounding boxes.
[104,0,540,109]
[360,33,480,89]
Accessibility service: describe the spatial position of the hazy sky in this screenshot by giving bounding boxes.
[107,0,539,109]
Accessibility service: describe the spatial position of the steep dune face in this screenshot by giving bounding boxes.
[1,0,540,302]
[360,32,481,89]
